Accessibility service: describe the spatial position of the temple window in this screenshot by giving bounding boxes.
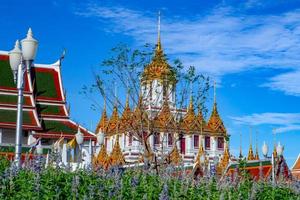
[154,132,160,145]
[105,138,108,147]
[168,133,173,146]
[194,135,199,148]
[128,133,133,146]
[217,137,224,150]
[205,136,210,150]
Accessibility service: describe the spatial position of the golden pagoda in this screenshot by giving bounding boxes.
[247,144,255,160]
[94,145,110,169]
[254,142,259,160]
[196,104,207,131]
[95,100,108,133]
[169,146,181,165]
[110,135,125,166]
[154,99,176,131]
[273,145,277,158]
[195,140,205,164]
[119,94,133,132]
[132,96,149,131]
[218,144,230,172]
[141,13,176,85]
[106,104,119,135]
[181,96,197,133]
[207,83,226,134]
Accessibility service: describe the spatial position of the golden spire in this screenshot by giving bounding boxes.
[254,131,259,160]
[154,99,175,130]
[110,135,125,166]
[157,11,161,51]
[247,128,255,160]
[218,142,230,173]
[239,132,243,159]
[95,98,108,133]
[196,103,206,131]
[95,145,110,169]
[170,145,181,165]
[120,92,132,132]
[207,81,226,134]
[141,11,176,84]
[272,128,277,158]
[181,95,196,132]
[107,104,119,135]
[195,140,205,164]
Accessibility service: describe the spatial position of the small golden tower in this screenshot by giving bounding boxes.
[207,81,226,133]
[95,98,108,133]
[110,135,125,166]
[169,145,181,165]
[95,145,110,169]
[247,128,255,160]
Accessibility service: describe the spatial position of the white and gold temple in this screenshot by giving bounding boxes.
[93,16,230,172]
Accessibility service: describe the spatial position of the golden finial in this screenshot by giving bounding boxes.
[125,91,129,108]
[255,131,259,160]
[95,97,108,133]
[207,81,226,134]
[195,140,205,164]
[213,80,216,105]
[170,146,181,165]
[95,145,109,169]
[247,127,255,160]
[188,94,194,112]
[239,132,243,159]
[219,142,230,173]
[110,135,125,166]
[157,11,161,51]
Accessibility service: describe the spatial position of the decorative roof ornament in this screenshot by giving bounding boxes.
[207,81,226,134]
[95,98,108,133]
[218,143,230,173]
[119,93,133,132]
[141,11,176,84]
[169,145,181,165]
[195,139,205,164]
[107,104,119,135]
[247,128,255,160]
[196,103,207,132]
[254,131,260,160]
[239,132,243,159]
[132,95,149,130]
[181,95,197,133]
[110,135,125,166]
[95,144,110,169]
[154,99,176,130]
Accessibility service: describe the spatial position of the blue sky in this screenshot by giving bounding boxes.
[1,0,300,166]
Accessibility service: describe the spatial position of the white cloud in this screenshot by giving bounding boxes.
[261,70,300,96]
[230,112,300,133]
[75,3,300,96]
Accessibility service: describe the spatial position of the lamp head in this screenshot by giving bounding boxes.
[9,40,22,72]
[75,126,84,145]
[262,141,268,157]
[276,142,283,156]
[36,142,43,155]
[97,128,105,145]
[21,28,38,61]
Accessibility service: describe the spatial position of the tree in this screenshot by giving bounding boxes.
[82,42,210,168]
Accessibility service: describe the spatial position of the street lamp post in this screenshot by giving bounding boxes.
[75,127,84,166]
[9,28,38,168]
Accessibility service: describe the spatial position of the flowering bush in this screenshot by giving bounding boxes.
[0,156,299,199]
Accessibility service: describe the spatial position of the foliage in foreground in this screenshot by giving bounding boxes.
[0,156,299,200]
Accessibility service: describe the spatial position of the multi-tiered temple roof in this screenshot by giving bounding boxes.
[0,51,94,140]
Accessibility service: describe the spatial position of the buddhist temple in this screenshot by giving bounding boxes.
[93,15,229,171]
[292,154,300,180]
[0,30,95,160]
